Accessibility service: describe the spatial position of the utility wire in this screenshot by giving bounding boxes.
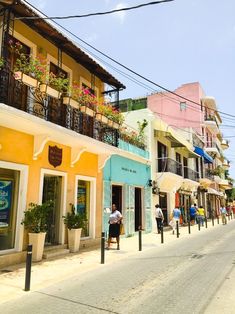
[22,0,235,121]
[16,0,174,20]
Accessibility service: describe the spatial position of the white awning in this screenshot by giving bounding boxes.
[207,188,220,196]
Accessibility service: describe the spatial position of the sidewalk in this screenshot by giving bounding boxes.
[0,221,224,305]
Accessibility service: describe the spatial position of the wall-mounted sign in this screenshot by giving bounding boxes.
[121,167,137,174]
[0,179,13,228]
[48,145,62,168]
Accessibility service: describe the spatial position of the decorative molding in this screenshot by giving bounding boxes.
[98,154,112,172]
[33,134,50,160]
[71,147,87,167]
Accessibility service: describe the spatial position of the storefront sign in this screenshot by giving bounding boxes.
[121,167,137,174]
[0,179,13,228]
[48,145,62,168]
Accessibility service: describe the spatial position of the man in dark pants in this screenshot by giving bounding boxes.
[155,204,164,234]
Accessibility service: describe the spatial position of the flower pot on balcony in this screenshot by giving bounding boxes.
[63,96,80,109]
[107,119,114,127]
[96,113,108,124]
[39,84,61,99]
[14,71,38,88]
[113,122,119,129]
[80,105,95,117]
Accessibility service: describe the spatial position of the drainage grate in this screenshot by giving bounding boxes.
[191,254,204,259]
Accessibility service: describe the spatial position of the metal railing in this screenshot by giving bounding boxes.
[157,157,182,176]
[183,167,199,181]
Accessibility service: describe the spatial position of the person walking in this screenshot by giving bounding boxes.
[189,203,197,225]
[170,206,181,234]
[106,204,123,250]
[197,205,205,227]
[155,204,164,234]
[220,205,227,225]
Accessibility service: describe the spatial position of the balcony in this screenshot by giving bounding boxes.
[204,115,219,134]
[205,141,220,156]
[221,139,229,149]
[0,67,147,158]
[157,157,182,176]
[183,167,199,182]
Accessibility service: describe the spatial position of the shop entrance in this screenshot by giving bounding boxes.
[159,192,168,225]
[112,185,122,213]
[135,187,142,231]
[42,175,62,245]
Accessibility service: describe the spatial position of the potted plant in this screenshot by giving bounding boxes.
[21,201,53,262]
[40,72,69,98]
[63,204,87,253]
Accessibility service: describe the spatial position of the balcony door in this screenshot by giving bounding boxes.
[157,142,167,172]
[183,157,188,179]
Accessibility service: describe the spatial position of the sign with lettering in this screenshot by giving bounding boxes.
[48,145,62,168]
[0,179,13,228]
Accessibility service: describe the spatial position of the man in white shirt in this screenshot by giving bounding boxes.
[155,204,164,234]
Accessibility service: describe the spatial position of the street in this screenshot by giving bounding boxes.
[1,221,235,314]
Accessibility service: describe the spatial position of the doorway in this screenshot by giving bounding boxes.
[135,187,142,231]
[112,185,122,213]
[159,192,168,225]
[42,175,62,245]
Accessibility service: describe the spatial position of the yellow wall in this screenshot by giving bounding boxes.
[0,126,102,238]
[13,20,104,99]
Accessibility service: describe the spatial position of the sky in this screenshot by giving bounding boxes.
[26,0,235,178]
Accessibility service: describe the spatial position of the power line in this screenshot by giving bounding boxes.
[22,0,235,121]
[16,0,174,20]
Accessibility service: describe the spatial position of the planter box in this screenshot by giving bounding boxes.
[113,122,119,129]
[28,232,46,262]
[107,119,114,127]
[68,228,82,253]
[63,97,79,109]
[96,113,108,124]
[40,84,61,99]
[14,71,38,88]
[80,105,95,117]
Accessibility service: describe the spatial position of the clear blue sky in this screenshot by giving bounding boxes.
[27,0,235,178]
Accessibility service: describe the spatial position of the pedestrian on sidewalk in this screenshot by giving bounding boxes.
[197,205,205,226]
[107,204,123,250]
[169,206,181,235]
[189,203,197,225]
[155,204,164,234]
[220,205,227,225]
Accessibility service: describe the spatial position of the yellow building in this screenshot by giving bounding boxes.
[0,1,150,266]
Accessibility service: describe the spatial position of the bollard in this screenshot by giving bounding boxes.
[176,221,179,238]
[231,212,233,220]
[139,228,142,251]
[212,215,214,226]
[205,217,208,228]
[198,220,201,231]
[161,225,164,244]
[217,216,219,224]
[188,220,191,234]
[25,244,32,292]
[101,232,105,264]
[228,214,230,221]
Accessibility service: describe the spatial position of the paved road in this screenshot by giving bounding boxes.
[1,222,235,314]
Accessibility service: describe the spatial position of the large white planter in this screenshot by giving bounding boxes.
[68,228,82,253]
[96,113,108,124]
[28,232,46,262]
[39,84,61,99]
[14,71,38,88]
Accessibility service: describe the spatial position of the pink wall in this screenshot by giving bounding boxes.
[148,82,206,136]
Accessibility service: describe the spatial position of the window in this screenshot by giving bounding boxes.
[180,102,187,111]
[77,180,90,237]
[0,168,20,251]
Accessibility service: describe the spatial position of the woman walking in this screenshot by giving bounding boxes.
[107,204,123,250]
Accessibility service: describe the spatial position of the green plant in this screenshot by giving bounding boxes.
[63,204,87,230]
[97,103,124,124]
[137,119,148,142]
[21,201,54,233]
[48,72,69,93]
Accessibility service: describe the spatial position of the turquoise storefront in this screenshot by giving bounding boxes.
[103,155,152,237]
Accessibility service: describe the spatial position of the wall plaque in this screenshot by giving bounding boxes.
[48,145,62,168]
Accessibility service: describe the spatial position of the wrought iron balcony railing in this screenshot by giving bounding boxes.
[183,167,199,182]
[0,67,120,148]
[157,157,183,176]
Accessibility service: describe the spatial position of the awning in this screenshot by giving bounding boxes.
[207,187,220,196]
[153,120,198,157]
[194,146,214,163]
